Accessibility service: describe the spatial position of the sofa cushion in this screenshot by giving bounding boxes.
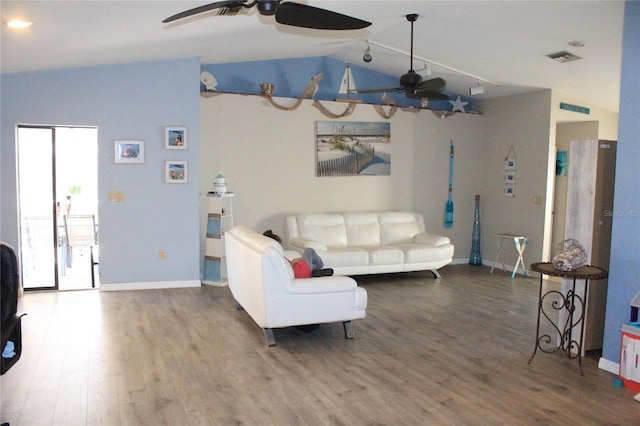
[317,247,369,268]
[344,212,381,246]
[392,242,454,263]
[297,214,348,248]
[378,212,421,244]
[363,245,404,265]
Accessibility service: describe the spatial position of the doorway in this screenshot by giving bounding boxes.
[16,125,99,291]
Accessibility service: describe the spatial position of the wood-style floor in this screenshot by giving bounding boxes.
[2,264,639,425]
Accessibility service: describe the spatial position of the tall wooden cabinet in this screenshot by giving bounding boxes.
[203,192,233,286]
[562,139,617,353]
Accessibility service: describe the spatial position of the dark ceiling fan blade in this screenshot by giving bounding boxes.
[417,77,446,93]
[405,89,448,100]
[162,1,247,23]
[275,2,371,30]
[351,86,404,94]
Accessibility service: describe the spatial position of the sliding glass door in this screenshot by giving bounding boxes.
[17,125,98,290]
[17,127,58,289]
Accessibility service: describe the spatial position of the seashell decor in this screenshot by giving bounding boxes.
[552,238,587,271]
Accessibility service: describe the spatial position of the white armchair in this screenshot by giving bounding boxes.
[225,226,367,346]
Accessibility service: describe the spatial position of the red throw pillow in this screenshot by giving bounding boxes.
[290,258,311,279]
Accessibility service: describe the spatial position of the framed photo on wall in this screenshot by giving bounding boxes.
[114,140,144,164]
[165,160,188,183]
[165,126,187,150]
[315,120,391,177]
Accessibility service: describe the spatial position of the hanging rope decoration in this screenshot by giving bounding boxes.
[202,88,458,119]
[312,100,358,118]
[263,95,304,111]
[373,104,399,119]
[432,110,456,119]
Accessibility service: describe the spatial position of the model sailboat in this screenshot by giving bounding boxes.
[335,63,362,102]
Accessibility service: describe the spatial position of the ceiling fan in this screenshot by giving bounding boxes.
[354,14,447,100]
[162,0,371,30]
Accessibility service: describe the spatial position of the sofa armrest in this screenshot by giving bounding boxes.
[413,233,451,246]
[289,237,328,251]
[289,276,357,294]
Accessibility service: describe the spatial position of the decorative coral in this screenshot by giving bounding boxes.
[552,238,587,271]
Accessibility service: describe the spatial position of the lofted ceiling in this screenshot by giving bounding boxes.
[1,1,625,112]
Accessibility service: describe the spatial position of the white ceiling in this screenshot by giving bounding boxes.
[1,1,625,112]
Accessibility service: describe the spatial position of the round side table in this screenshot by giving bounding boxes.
[528,262,608,376]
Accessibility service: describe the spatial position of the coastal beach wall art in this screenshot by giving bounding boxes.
[315,121,391,177]
[114,140,144,164]
[165,126,187,150]
[165,160,188,183]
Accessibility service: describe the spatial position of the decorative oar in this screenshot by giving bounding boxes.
[444,140,454,228]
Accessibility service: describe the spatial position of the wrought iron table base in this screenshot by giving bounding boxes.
[528,262,608,376]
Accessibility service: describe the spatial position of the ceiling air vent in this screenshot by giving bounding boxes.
[547,51,582,63]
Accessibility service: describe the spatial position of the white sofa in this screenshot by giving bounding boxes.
[286,211,454,278]
[225,225,367,347]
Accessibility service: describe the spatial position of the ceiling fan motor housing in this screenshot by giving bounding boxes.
[400,70,422,88]
[257,0,278,15]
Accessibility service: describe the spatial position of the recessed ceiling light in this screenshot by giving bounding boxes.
[7,20,33,29]
[568,40,585,48]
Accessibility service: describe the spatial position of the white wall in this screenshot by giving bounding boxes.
[551,91,619,140]
[478,89,619,268]
[478,90,553,267]
[200,94,483,264]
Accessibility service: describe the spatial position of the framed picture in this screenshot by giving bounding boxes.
[165,126,187,150]
[505,170,517,183]
[505,184,516,197]
[316,121,391,177]
[505,157,516,170]
[165,160,188,183]
[114,140,144,164]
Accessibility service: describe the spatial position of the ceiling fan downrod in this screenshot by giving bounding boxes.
[407,14,418,72]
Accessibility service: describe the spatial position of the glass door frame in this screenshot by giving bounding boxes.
[17,125,60,291]
[17,124,99,291]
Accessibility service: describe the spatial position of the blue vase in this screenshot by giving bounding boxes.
[469,194,482,265]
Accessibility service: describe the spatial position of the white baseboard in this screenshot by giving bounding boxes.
[598,357,619,375]
[99,280,201,291]
[451,258,530,277]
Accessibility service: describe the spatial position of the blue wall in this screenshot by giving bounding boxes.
[201,56,464,111]
[602,0,640,364]
[1,58,201,285]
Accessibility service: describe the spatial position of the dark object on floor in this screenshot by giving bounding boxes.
[311,268,334,277]
[296,324,320,333]
[1,242,27,376]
